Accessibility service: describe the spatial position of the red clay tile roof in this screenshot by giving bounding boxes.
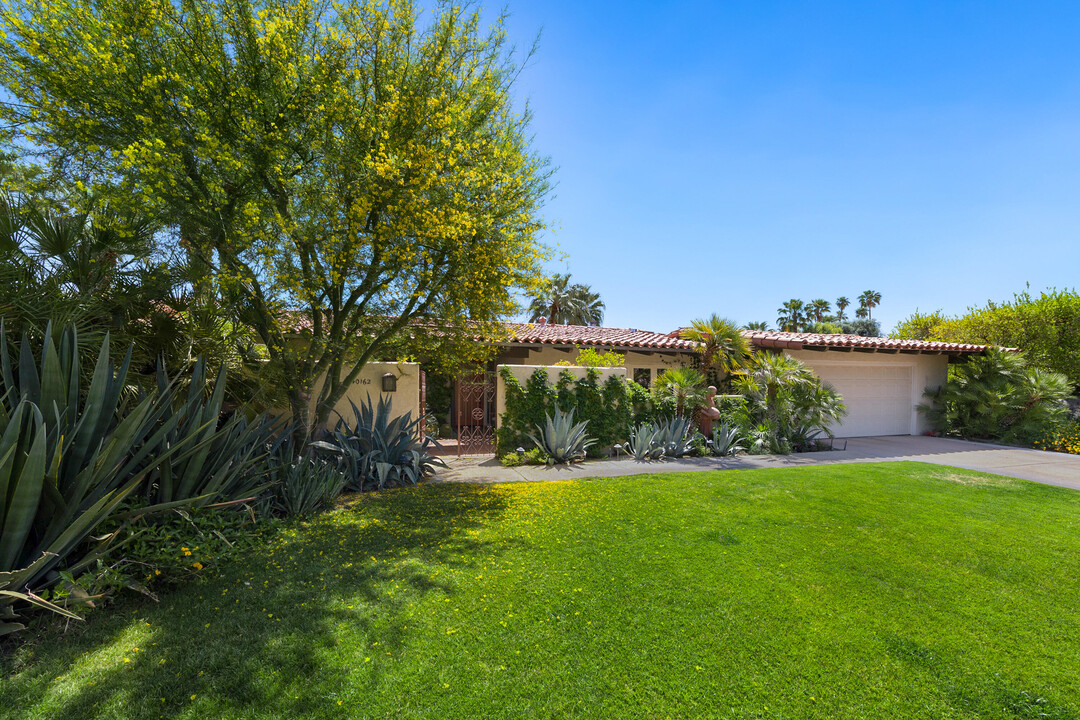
[502,323,700,351]
[742,330,1001,354]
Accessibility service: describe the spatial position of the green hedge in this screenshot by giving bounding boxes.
[497,367,636,457]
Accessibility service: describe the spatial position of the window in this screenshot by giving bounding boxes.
[633,368,651,387]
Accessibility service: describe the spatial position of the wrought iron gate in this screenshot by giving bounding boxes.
[455,371,496,456]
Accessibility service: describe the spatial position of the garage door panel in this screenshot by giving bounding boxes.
[807,363,914,437]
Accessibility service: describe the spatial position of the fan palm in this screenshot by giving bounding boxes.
[835,296,850,322]
[858,290,881,320]
[743,321,769,331]
[683,314,750,382]
[776,299,806,332]
[651,367,708,418]
[527,274,604,325]
[808,299,831,322]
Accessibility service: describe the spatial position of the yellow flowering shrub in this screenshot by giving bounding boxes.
[1034,421,1080,455]
[0,0,552,434]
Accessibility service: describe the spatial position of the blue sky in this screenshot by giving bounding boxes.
[496,1,1080,334]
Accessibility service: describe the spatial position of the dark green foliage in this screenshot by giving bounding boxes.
[0,323,188,634]
[0,322,296,634]
[497,368,638,457]
[841,318,881,337]
[270,458,346,517]
[313,396,446,491]
[733,353,846,454]
[920,349,1071,445]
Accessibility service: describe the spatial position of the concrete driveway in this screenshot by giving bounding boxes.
[437,436,1080,491]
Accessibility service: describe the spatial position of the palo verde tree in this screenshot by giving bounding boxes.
[0,0,553,437]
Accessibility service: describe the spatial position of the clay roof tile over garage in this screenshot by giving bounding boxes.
[742,330,1008,354]
[502,322,700,351]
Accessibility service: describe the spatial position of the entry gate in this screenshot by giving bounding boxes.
[455,371,496,456]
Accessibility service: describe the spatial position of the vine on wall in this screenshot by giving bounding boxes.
[497,367,636,457]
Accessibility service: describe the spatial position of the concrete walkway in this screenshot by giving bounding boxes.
[435,436,1080,491]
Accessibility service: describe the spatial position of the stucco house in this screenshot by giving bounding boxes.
[448,321,996,448]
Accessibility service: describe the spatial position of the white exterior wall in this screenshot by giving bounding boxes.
[787,350,948,437]
[495,364,627,429]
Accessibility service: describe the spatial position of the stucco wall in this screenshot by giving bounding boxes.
[495,364,627,429]
[787,350,948,436]
[303,362,422,428]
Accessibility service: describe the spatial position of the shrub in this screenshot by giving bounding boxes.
[920,348,1070,445]
[499,447,549,467]
[147,357,277,507]
[651,368,708,417]
[711,422,745,457]
[627,421,665,461]
[733,353,846,454]
[0,323,200,634]
[1035,420,1080,455]
[892,288,1080,386]
[498,367,634,456]
[266,434,346,516]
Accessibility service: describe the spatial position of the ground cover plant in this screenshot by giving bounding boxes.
[3,462,1079,719]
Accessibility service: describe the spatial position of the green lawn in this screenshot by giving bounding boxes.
[3,462,1080,719]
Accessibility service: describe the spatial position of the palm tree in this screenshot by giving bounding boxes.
[683,314,750,383]
[574,285,605,326]
[858,290,881,320]
[527,274,604,326]
[808,299,831,322]
[743,321,769,331]
[855,306,868,319]
[651,367,708,417]
[776,299,806,332]
[835,296,850,322]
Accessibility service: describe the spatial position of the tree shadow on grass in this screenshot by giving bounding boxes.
[1,482,516,720]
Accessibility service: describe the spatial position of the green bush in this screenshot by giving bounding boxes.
[500,447,549,467]
[892,288,1080,386]
[0,321,294,634]
[498,367,637,457]
[733,353,846,454]
[919,348,1071,445]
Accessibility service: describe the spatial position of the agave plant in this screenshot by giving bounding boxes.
[527,407,595,464]
[147,357,276,507]
[0,323,199,634]
[314,396,446,491]
[652,416,700,458]
[627,421,665,461]
[711,422,745,457]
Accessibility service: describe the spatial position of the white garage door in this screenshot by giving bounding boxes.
[807,363,915,437]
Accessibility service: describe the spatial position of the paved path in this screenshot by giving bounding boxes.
[435,436,1080,491]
